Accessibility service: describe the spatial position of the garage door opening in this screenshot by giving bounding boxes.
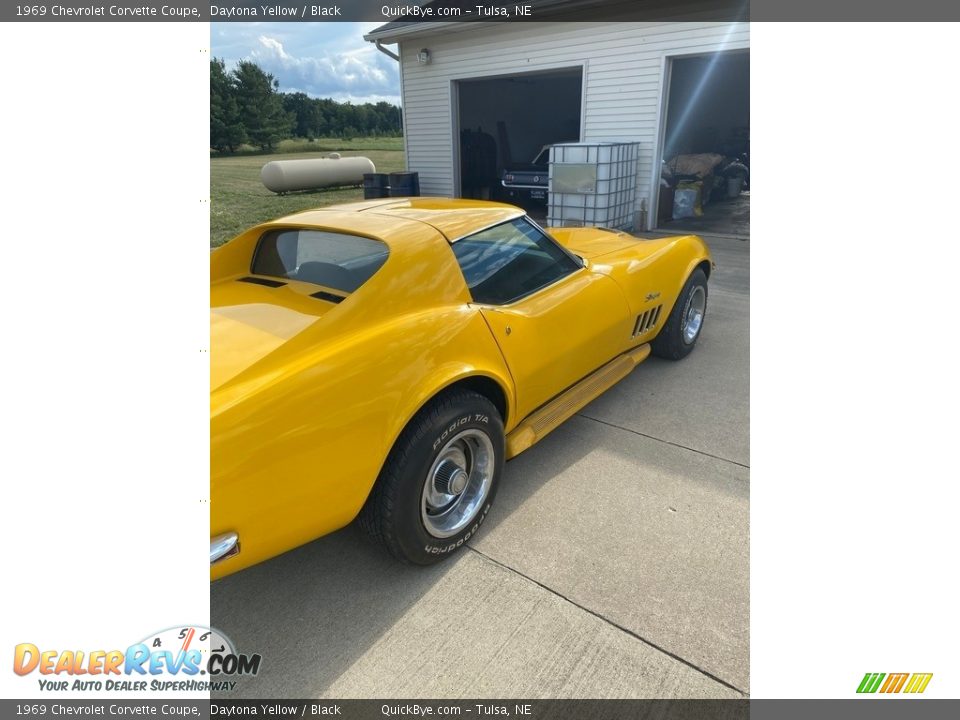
[455,67,583,220]
[657,51,749,237]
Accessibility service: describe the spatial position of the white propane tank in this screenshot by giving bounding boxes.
[260,156,376,193]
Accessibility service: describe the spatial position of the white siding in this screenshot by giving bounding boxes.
[396,21,749,228]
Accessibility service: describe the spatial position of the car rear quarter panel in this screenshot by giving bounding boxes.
[210,222,514,579]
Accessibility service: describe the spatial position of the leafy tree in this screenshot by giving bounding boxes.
[232,61,293,151]
[373,101,402,135]
[210,58,246,152]
[283,92,317,139]
[210,58,403,153]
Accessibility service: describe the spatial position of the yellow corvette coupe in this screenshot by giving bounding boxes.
[211,198,711,579]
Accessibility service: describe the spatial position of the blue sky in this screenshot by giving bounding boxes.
[211,23,401,105]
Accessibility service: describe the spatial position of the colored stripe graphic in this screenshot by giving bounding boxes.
[903,673,933,694]
[858,672,932,694]
[857,673,885,693]
[880,673,909,693]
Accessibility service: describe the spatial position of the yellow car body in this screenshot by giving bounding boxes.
[211,198,711,579]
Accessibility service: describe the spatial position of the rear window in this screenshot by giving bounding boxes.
[251,229,389,294]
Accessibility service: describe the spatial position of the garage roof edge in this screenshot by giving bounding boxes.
[363,21,464,43]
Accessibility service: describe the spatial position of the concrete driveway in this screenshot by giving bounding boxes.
[211,235,749,699]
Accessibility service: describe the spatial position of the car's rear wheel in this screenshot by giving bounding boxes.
[651,267,708,360]
[359,389,504,564]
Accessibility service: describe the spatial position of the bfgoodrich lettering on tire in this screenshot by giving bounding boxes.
[359,389,504,564]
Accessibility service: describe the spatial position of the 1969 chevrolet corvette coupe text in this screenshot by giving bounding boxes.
[211,198,712,579]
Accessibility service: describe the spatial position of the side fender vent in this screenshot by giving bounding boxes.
[632,304,662,337]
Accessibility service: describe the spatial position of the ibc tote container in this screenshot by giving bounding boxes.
[547,142,640,230]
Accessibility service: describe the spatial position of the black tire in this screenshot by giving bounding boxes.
[651,267,708,361]
[358,389,504,565]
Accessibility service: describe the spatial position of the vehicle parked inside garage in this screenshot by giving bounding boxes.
[210,198,712,579]
[501,146,550,205]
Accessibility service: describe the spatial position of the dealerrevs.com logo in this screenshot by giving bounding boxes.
[13,625,260,693]
[857,672,933,694]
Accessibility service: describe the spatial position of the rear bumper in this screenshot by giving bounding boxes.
[501,180,548,190]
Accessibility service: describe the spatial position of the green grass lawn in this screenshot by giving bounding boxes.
[210,137,406,247]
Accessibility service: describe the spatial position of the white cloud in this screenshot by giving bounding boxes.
[216,25,400,104]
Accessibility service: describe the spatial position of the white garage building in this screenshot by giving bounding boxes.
[365,19,750,234]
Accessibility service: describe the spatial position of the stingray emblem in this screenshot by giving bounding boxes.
[645,292,661,302]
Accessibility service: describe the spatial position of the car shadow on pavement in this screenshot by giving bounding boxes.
[210,431,599,699]
[211,402,748,697]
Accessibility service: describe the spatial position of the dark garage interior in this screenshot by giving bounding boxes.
[658,50,750,237]
[457,68,582,215]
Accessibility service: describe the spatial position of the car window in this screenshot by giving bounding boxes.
[451,219,581,305]
[251,229,389,294]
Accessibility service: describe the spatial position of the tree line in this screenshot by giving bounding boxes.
[210,58,402,153]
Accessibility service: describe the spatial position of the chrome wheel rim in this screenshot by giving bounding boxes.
[421,429,495,539]
[682,286,706,345]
